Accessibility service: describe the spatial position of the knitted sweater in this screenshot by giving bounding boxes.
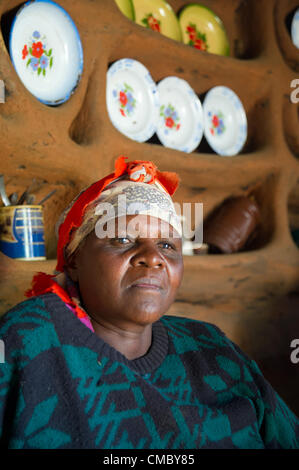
[0,293,298,449]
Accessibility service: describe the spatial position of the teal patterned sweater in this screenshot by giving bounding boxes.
[0,293,298,449]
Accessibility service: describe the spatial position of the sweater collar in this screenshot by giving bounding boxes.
[42,292,169,375]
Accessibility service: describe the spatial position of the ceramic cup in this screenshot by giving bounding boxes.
[0,205,46,260]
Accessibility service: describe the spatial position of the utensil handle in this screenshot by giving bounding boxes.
[38,189,57,205]
[0,175,11,206]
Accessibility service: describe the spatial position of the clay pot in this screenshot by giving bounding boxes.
[203,196,261,254]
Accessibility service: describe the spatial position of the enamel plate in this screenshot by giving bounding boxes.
[132,0,181,41]
[291,8,299,49]
[9,0,83,106]
[156,77,204,153]
[106,58,159,142]
[202,86,247,156]
[179,4,229,56]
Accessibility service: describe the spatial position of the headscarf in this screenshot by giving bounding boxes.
[25,156,181,329]
[63,170,182,263]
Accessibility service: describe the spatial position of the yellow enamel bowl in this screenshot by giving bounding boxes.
[179,4,230,56]
[132,0,182,41]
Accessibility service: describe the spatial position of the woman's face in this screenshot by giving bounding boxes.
[67,214,184,331]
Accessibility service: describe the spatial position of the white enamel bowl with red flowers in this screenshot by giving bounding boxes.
[9,0,83,105]
[106,58,159,142]
[156,76,204,153]
[202,86,247,156]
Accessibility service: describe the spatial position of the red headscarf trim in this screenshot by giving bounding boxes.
[25,272,86,320]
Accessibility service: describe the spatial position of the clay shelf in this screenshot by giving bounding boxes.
[111,34,272,83]
[176,240,299,312]
[94,133,284,185]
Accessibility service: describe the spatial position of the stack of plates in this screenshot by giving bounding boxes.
[9,0,83,106]
[106,59,248,156]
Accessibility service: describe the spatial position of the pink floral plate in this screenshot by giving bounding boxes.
[9,0,83,105]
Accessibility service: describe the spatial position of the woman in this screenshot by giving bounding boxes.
[0,156,298,449]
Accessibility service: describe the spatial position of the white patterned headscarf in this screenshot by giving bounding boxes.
[62,175,182,261]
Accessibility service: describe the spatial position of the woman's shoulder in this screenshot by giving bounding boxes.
[0,294,52,325]
[161,314,226,340]
[161,314,230,351]
[0,293,62,365]
[161,315,253,367]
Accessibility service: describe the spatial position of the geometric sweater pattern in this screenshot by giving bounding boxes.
[0,293,298,449]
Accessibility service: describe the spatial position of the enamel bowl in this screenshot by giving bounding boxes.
[132,0,181,41]
[106,58,159,142]
[202,86,247,156]
[179,4,229,56]
[9,0,83,105]
[156,76,204,153]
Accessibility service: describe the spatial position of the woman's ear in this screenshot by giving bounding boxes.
[64,251,80,282]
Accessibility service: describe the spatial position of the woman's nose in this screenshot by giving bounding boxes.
[131,242,165,268]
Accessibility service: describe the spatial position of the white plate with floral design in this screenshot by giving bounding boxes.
[156,77,204,153]
[9,0,83,105]
[106,58,159,142]
[291,8,299,49]
[202,86,247,156]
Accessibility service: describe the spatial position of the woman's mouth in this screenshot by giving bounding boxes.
[130,277,163,291]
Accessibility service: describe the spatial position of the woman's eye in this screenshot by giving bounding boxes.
[114,237,131,244]
[160,241,175,250]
